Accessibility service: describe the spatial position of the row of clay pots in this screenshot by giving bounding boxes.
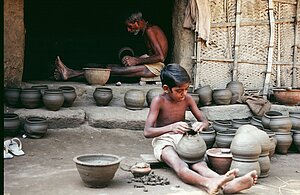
[4,113,48,138]
[193,81,244,106]
[4,86,77,111]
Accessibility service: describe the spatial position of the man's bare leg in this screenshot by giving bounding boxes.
[161,147,237,194]
[54,56,84,81]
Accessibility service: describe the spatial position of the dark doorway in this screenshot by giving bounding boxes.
[23,0,174,81]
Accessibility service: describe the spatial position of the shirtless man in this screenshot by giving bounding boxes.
[54,12,168,81]
[144,63,258,194]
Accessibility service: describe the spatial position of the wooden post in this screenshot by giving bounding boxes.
[292,0,299,88]
[232,0,242,81]
[276,2,281,88]
[263,0,275,99]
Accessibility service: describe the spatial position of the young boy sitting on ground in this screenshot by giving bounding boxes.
[143,63,257,194]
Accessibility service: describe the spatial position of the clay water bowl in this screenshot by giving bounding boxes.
[206,148,232,175]
[83,68,111,85]
[273,88,300,106]
[73,154,124,188]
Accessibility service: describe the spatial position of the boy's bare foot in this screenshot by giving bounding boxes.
[205,169,238,194]
[223,170,258,194]
[54,56,70,81]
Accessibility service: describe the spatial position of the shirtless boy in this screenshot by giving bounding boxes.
[144,63,258,194]
[54,12,168,81]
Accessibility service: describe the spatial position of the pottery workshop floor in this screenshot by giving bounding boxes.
[4,81,300,195]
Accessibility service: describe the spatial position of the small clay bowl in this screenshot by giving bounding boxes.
[130,162,152,177]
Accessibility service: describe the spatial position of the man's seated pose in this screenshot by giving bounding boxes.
[54,12,168,82]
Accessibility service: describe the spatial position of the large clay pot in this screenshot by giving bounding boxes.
[226,81,244,104]
[275,132,293,154]
[20,88,42,109]
[59,86,77,107]
[230,159,261,177]
[292,131,300,152]
[31,85,49,96]
[212,120,232,132]
[4,113,20,137]
[24,116,48,138]
[231,118,251,129]
[215,129,236,148]
[206,148,232,175]
[261,111,282,129]
[73,154,124,188]
[199,128,216,149]
[213,89,232,105]
[43,89,64,111]
[194,85,213,106]
[146,88,163,107]
[289,112,300,130]
[269,115,292,132]
[4,87,21,108]
[273,88,300,106]
[93,87,113,106]
[176,130,207,163]
[124,89,145,110]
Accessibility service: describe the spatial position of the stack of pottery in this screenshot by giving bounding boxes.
[20,88,42,109]
[250,116,263,128]
[199,127,216,149]
[4,87,21,108]
[231,118,251,129]
[194,85,213,106]
[226,81,244,104]
[261,111,282,129]
[213,89,232,105]
[265,131,277,158]
[230,125,262,176]
[292,131,300,152]
[59,86,77,107]
[4,113,21,137]
[176,130,207,163]
[93,87,113,106]
[289,111,300,152]
[146,88,163,107]
[43,89,64,111]
[212,120,232,132]
[124,89,145,110]
[215,129,236,148]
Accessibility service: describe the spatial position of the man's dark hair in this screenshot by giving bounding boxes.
[160,63,191,90]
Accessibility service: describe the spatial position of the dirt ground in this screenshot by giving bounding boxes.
[4,125,300,195]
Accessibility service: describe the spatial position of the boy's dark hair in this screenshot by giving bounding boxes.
[160,63,191,90]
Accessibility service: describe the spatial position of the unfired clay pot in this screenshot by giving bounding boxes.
[124,89,145,110]
[59,86,77,107]
[4,87,21,108]
[215,129,236,148]
[93,87,113,106]
[269,115,292,132]
[212,120,232,132]
[146,88,163,107]
[289,111,300,130]
[261,111,282,129]
[194,85,213,106]
[275,132,293,154]
[292,131,300,152]
[20,88,42,109]
[199,128,216,149]
[24,116,48,138]
[4,113,20,137]
[213,89,232,105]
[43,89,64,111]
[226,81,244,104]
[231,118,251,129]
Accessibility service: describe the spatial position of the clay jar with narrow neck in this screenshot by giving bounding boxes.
[93,87,113,106]
[59,86,77,107]
[43,89,64,111]
[213,89,232,105]
[226,81,244,104]
[4,87,21,108]
[20,88,42,109]
[124,89,145,110]
[176,130,207,163]
[261,111,282,129]
[194,85,213,106]
[146,88,163,107]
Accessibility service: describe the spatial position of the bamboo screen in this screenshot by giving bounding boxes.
[194,0,300,93]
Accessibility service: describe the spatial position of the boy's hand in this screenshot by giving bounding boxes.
[171,122,189,134]
[191,122,205,132]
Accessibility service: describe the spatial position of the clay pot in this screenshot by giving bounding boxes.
[83,68,111,85]
[130,162,151,177]
[265,131,277,158]
[230,159,261,177]
[231,118,251,129]
[31,85,48,96]
[289,112,300,130]
[226,81,244,104]
[176,130,207,163]
[213,89,232,105]
[206,148,232,175]
[43,89,64,111]
[4,113,20,137]
[93,87,113,106]
[124,89,145,110]
[250,116,263,127]
[24,116,48,138]
[275,132,293,154]
[188,93,200,107]
[146,88,163,107]
[59,86,77,107]
[215,129,236,148]
[212,120,232,132]
[269,115,292,132]
[292,131,300,152]
[118,47,135,61]
[20,88,42,109]
[261,111,282,129]
[199,128,216,149]
[194,85,213,106]
[4,87,21,108]
[273,88,300,106]
[258,155,270,178]
[73,154,124,188]
[289,111,300,117]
